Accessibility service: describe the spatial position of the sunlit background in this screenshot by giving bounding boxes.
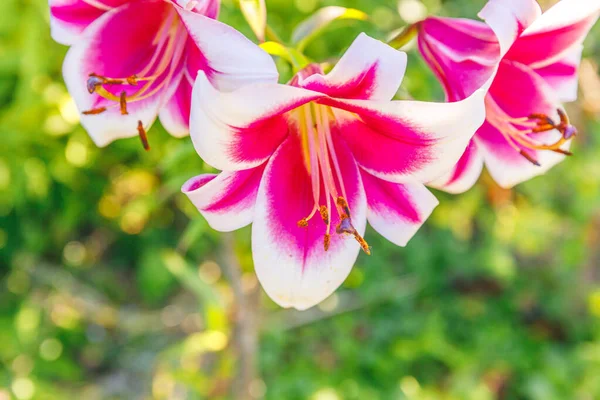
[2,0,600,399]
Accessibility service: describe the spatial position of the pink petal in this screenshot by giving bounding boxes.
[63,1,184,146]
[299,33,407,101]
[190,72,324,171]
[477,61,567,188]
[252,135,367,310]
[533,47,582,103]
[479,0,542,56]
[506,0,600,68]
[361,171,438,247]
[321,87,486,184]
[49,0,129,45]
[182,165,265,232]
[428,140,485,194]
[417,17,499,101]
[176,8,278,92]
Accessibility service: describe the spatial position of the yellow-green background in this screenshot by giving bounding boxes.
[1,0,600,399]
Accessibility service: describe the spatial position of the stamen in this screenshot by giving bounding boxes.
[137,121,150,151]
[485,97,578,166]
[82,107,106,115]
[323,234,331,251]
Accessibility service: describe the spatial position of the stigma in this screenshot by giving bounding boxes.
[293,81,371,255]
[81,8,187,149]
[486,97,577,166]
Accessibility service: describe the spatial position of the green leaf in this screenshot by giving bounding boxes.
[259,41,311,71]
[292,6,369,51]
[239,0,267,42]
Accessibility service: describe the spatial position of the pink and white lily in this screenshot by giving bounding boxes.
[182,34,487,310]
[49,0,277,147]
[417,0,600,192]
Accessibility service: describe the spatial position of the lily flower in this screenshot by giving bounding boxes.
[49,0,277,147]
[417,0,600,192]
[182,34,487,309]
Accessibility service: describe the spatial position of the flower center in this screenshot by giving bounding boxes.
[83,7,187,149]
[295,102,370,255]
[485,96,576,166]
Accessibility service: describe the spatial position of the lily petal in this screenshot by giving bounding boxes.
[428,140,485,194]
[49,0,129,45]
[507,0,600,68]
[190,72,324,171]
[322,87,486,184]
[182,165,265,232]
[418,17,499,101]
[479,0,541,56]
[361,171,438,247]
[532,46,583,103]
[299,33,407,101]
[176,8,278,92]
[63,1,182,146]
[252,135,367,310]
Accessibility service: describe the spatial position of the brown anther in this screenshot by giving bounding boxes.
[353,233,371,255]
[532,124,555,133]
[119,91,128,115]
[519,149,540,166]
[137,120,150,151]
[126,75,139,85]
[323,234,331,251]
[557,108,569,126]
[297,219,309,228]
[82,107,107,115]
[529,113,554,126]
[336,197,351,216]
[319,206,329,225]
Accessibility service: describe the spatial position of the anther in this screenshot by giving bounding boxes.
[319,206,329,225]
[126,75,139,86]
[137,121,150,151]
[336,197,351,217]
[119,91,128,115]
[297,219,309,228]
[519,149,540,166]
[82,107,107,115]
[323,234,331,251]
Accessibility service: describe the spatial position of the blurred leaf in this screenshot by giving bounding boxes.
[239,0,267,42]
[292,6,369,51]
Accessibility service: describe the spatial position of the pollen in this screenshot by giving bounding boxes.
[323,234,331,251]
[319,206,329,225]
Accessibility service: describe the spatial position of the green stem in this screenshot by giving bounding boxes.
[388,22,420,50]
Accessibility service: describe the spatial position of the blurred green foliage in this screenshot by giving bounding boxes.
[1,0,600,399]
